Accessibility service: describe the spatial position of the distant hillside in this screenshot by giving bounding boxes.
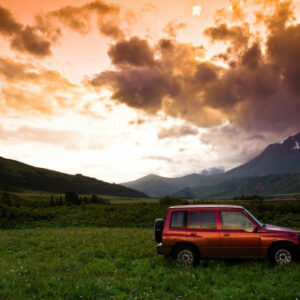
[0,156,147,198]
[122,174,182,198]
[224,132,300,177]
[122,173,221,198]
[174,174,300,199]
[123,132,300,198]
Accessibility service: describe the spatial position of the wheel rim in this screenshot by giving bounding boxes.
[275,249,292,264]
[177,249,194,265]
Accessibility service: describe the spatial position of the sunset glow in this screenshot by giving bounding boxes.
[1,0,300,183]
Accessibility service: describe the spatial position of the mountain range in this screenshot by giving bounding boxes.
[122,132,300,198]
[0,156,146,198]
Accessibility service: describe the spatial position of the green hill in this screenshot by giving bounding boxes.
[0,156,147,198]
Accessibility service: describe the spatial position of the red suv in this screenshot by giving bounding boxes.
[155,205,300,266]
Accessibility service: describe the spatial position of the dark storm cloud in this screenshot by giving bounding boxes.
[193,62,218,84]
[91,63,179,113]
[0,5,52,56]
[91,37,223,127]
[108,37,154,66]
[267,21,300,96]
[91,0,300,137]
[241,43,261,69]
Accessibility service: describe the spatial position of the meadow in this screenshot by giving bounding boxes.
[0,192,300,299]
[0,227,300,300]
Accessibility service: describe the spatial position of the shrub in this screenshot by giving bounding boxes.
[159,196,187,205]
[1,192,11,206]
[91,195,110,205]
[65,191,81,205]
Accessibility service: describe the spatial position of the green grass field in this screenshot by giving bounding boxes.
[7,191,300,206]
[101,195,157,204]
[0,227,299,299]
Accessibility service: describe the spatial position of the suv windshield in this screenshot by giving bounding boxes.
[244,209,264,227]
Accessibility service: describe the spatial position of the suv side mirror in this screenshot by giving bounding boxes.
[252,226,258,233]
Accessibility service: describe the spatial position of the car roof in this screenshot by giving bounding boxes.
[169,204,244,209]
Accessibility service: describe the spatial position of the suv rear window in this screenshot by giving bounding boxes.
[188,211,217,229]
[170,211,187,229]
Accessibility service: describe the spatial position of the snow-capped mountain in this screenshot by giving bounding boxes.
[225,132,300,177]
[122,132,300,198]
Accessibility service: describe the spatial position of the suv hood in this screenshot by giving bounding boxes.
[263,224,297,233]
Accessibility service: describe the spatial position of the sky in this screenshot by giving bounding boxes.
[0,0,300,183]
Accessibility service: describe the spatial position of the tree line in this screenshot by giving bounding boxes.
[0,191,110,207]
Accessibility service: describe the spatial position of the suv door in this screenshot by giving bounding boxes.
[187,209,220,257]
[219,210,261,257]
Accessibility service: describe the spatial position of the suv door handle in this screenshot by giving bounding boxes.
[224,233,230,236]
[189,233,202,237]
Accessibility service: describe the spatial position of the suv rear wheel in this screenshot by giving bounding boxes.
[175,246,198,266]
[270,245,294,265]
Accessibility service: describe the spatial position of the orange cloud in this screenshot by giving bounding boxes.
[90,0,300,135]
[49,0,123,39]
[0,1,125,58]
[0,5,52,56]
[0,58,79,115]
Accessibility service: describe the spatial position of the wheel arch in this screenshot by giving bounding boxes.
[171,242,200,258]
[267,240,297,257]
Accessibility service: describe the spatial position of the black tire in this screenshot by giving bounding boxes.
[174,246,198,266]
[269,245,294,265]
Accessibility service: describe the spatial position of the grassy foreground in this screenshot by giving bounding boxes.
[0,227,299,299]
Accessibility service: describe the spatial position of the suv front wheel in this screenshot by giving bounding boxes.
[175,246,198,266]
[270,245,294,265]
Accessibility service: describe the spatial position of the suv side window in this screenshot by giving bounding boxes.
[200,211,217,229]
[188,211,217,229]
[170,211,187,229]
[189,211,200,229]
[220,211,253,232]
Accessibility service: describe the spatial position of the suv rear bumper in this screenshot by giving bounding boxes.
[156,243,172,256]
